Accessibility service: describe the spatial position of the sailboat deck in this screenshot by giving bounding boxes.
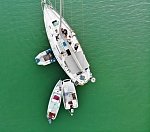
[44,3,92,85]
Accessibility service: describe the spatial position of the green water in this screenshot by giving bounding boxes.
[0,0,150,131]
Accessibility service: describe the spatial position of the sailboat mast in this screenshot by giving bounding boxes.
[59,0,62,34]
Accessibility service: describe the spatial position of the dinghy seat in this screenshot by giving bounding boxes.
[43,54,51,61]
[68,101,73,104]
[49,112,55,119]
[53,95,60,100]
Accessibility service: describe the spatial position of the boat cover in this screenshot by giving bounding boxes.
[65,55,81,74]
[65,51,89,74]
[75,51,89,70]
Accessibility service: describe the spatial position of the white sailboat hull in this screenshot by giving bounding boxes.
[42,2,93,86]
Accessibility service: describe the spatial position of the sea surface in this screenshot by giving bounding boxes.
[0,0,150,132]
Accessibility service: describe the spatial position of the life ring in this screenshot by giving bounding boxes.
[91,77,96,83]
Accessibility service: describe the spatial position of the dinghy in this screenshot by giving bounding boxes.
[41,0,95,85]
[47,80,62,124]
[62,79,78,116]
[35,49,56,66]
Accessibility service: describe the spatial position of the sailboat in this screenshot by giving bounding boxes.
[47,80,62,124]
[41,0,96,86]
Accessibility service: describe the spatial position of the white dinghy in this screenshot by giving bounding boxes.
[41,0,95,85]
[62,79,78,116]
[35,49,56,66]
[47,80,62,124]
